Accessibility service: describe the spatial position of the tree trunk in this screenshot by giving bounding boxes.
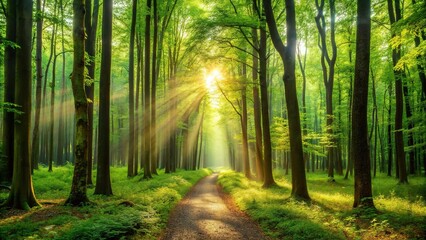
[85,0,100,185]
[65,0,90,206]
[128,0,137,177]
[315,0,338,181]
[352,0,374,209]
[151,0,159,175]
[2,0,40,210]
[49,49,59,172]
[252,27,263,181]
[387,0,408,183]
[242,63,251,179]
[259,23,275,187]
[31,0,43,175]
[94,0,113,195]
[264,0,310,200]
[143,0,153,179]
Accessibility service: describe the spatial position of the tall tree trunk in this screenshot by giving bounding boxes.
[387,0,408,183]
[31,0,43,175]
[128,0,137,177]
[143,0,153,179]
[387,83,393,176]
[151,0,159,175]
[65,0,90,206]
[352,0,374,209]
[49,49,59,172]
[85,0,100,186]
[315,0,338,181]
[297,38,309,173]
[344,35,354,179]
[241,63,251,179]
[56,0,67,167]
[2,0,40,210]
[259,23,275,187]
[251,26,263,181]
[403,84,415,174]
[135,31,141,176]
[94,0,113,195]
[264,0,310,200]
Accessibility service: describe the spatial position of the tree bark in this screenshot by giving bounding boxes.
[151,0,159,175]
[94,0,113,195]
[352,0,374,209]
[65,0,90,206]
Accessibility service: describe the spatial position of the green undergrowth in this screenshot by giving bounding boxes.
[218,170,426,240]
[0,165,212,240]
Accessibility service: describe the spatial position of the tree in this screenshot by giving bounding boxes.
[387,0,408,184]
[1,0,16,185]
[315,0,339,180]
[263,0,310,200]
[65,0,90,206]
[31,0,43,174]
[95,0,113,195]
[352,0,375,209]
[2,0,41,210]
[143,0,153,179]
[128,0,138,177]
[85,0,100,185]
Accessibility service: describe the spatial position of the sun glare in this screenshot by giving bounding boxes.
[204,69,223,92]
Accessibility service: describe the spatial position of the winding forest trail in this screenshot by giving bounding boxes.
[160,173,267,240]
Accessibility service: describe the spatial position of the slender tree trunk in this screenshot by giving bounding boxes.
[128,0,137,177]
[143,0,153,179]
[49,50,59,172]
[315,0,338,181]
[31,0,43,175]
[352,0,375,209]
[56,0,67,167]
[151,0,159,175]
[387,84,393,176]
[259,24,276,187]
[241,63,250,179]
[94,0,113,195]
[85,0,100,186]
[344,38,354,179]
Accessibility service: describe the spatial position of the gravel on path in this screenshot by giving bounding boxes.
[160,173,268,240]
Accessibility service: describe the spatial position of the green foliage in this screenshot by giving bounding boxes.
[0,166,212,239]
[218,170,426,239]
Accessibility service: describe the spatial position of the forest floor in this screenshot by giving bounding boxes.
[160,173,267,240]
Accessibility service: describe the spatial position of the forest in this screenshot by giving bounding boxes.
[0,0,425,239]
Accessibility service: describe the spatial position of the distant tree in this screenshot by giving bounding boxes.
[2,0,41,210]
[263,0,310,200]
[95,0,113,195]
[65,0,90,206]
[352,0,375,208]
[1,0,16,185]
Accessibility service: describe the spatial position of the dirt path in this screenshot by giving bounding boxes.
[160,173,267,240]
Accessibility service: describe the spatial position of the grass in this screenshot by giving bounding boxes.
[0,165,212,240]
[218,169,426,240]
